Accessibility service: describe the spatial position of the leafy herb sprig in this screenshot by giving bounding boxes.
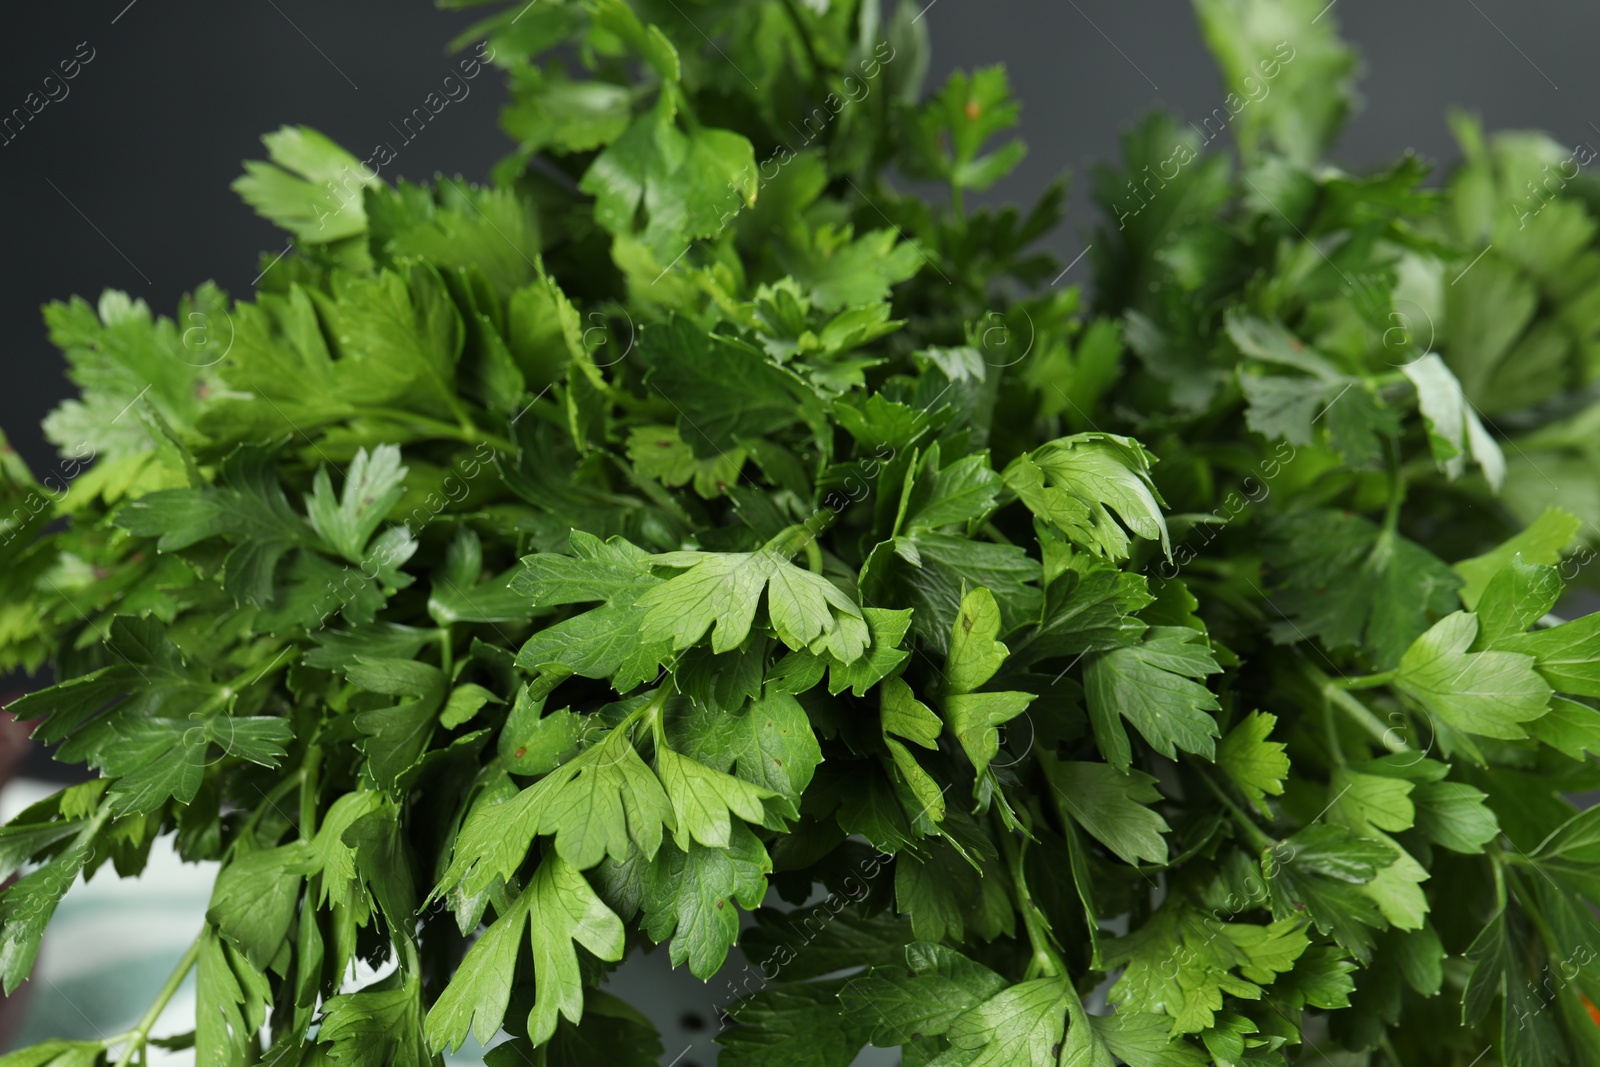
[3,0,1600,1064]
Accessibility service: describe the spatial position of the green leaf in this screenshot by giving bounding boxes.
[1264,510,1462,669]
[1395,611,1552,738]
[1216,712,1290,814]
[1045,759,1171,867]
[1402,353,1506,490]
[318,978,429,1067]
[638,318,820,456]
[304,446,407,562]
[1084,626,1222,771]
[196,933,271,1067]
[579,103,756,260]
[497,687,583,775]
[1453,508,1580,609]
[1330,767,1416,836]
[671,688,822,819]
[839,943,1009,1047]
[946,979,1070,1066]
[1263,824,1395,961]
[717,979,874,1067]
[638,822,770,978]
[425,853,624,1052]
[882,676,943,749]
[1411,781,1500,853]
[1526,697,1600,761]
[0,836,97,994]
[637,548,869,662]
[945,586,1010,695]
[1473,556,1564,647]
[511,989,662,1067]
[1498,611,1600,697]
[118,443,323,607]
[1193,0,1355,166]
[1005,433,1170,560]
[438,721,673,896]
[626,424,746,497]
[207,842,316,970]
[861,532,1043,655]
[825,607,914,697]
[656,746,773,850]
[233,125,377,243]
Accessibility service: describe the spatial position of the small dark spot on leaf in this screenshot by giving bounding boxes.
[1052,1043,1062,1058]
[911,1032,924,1041]
[961,612,974,633]
[964,100,981,121]
[716,899,726,910]
[515,746,527,759]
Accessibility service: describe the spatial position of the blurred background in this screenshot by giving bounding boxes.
[0,1,1596,1062]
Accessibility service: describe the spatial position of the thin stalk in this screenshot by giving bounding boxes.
[1321,697,1346,768]
[362,408,516,454]
[1381,438,1407,536]
[1330,669,1398,691]
[299,746,324,840]
[997,817,1065,979]
[1199,770,1276,851]
[438,628,455,680]
[1306,665,1410,752]
[111,936,202,1067]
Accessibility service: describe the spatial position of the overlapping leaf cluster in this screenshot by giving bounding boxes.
[2,0,1600,1064]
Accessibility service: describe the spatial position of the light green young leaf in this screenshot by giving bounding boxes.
[1497,611,1600,697]
[1453,507,1579,609]
[426,854,625,1051]
[638,549,869,662]
[1395,611,1552,738]
[1402,353,1506,490]
[945,586,1010,695]
[656,746,774,850]
[305,446,408,562]
[1216,711,1290,814]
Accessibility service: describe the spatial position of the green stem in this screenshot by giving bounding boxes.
[362,408,515,454]
[1330,684,1408,751]
[1330,669,1398,691]
[299,746,324,840]
[438,628,455,680]
[764,518,835,563]
[1381,439,1407,537]
[1490,847,1509,911]
[777,0,824,80]
[1199,770,1276,851]
[1321,697,1346,768]
[997,818,1064,979]
[241,773,303,839]
[111,935,202,1067]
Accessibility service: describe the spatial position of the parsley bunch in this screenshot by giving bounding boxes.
[4,0,1600,1064]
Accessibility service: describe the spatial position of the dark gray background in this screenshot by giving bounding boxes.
[0,0,1591,474]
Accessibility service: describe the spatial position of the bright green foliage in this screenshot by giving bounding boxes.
[2,2,1600,1066]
